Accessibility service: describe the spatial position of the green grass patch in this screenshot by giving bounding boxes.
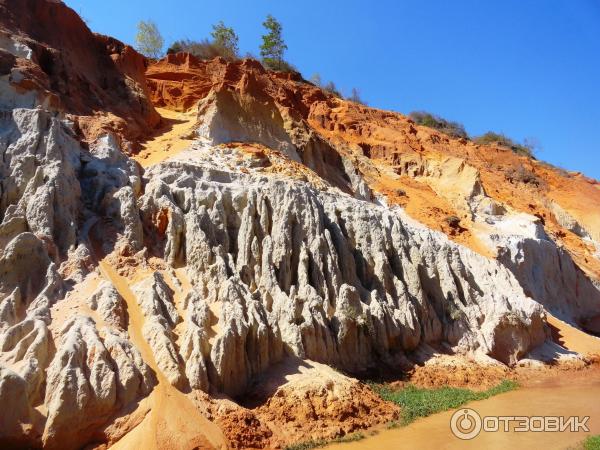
[284,440,325,450]
[372,379,518,426]
[284,432,365,450]
[583,435,600,450]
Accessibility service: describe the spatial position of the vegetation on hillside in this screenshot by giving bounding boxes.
[167,21,239,61]
[309,74,342,97]
[474,132,536,157]
[167,39,224,59]
[156,20,545,162]
[210,21,239,60]
[408,111,539,159]
[310,74,367,103]
[260,15,290,71]
[348,87,367,105]
[283,432,366,450]
[409,111,468,139]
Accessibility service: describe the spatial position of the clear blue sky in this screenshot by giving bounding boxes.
[66,0,600,180]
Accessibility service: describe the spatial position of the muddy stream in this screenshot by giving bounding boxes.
[326,374,600,450]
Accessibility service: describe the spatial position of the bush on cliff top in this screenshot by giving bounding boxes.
[167,21,239,61]
[167,38,238,61]
[409,111,468,139]
[135,20,164,59]
[260,15,288,71]
[309,74,343,98]
[474,131,536,157]
[167,39,219,59]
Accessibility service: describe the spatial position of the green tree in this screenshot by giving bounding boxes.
[260,15,287,70]
[211,21,239,60]
[135,20,163,59]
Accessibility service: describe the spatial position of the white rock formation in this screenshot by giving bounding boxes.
[139,158,547,395]
[132,272,184,388]
[0,105,154,448]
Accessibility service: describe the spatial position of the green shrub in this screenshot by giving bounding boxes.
[583,435,600,450]
[284,439,326,450]
[167,22,239,61]
[211,21,239,60]
[167,39,236,61]
[273,59,298,73]
[409,111,468,139]
[474,131,535,157]
[372,380,518,425]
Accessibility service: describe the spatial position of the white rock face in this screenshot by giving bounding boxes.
[43,316,153,449]
[498,236,600,323]
[132,272,185,388]
[88,281,128,330]
[180,288,213,391]
[196,88,302,162]
[0,105,154,448]
[139,159,547,395]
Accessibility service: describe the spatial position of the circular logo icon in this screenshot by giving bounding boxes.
[450,408,482,440]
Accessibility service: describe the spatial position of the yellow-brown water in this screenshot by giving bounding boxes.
[326,375,600,450]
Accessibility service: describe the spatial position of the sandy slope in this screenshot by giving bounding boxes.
[547,314,600,357]
[134,107,197,168]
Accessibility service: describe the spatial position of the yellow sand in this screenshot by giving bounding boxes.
[134,107,197,168]
[548,313,600,356]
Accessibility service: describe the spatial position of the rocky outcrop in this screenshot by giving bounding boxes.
[147,57,360,196]
[0,102,154,448]
[88,281,128,330]
[0,0,159,144]
[132,272,184,388]
[139,158,547,395]
[0,365,42,448]
[43,315,153,449]
[180,288,213,391]
[498,236,600,323]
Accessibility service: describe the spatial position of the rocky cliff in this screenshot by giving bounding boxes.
[1,1,600,449]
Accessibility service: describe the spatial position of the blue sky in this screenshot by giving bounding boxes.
[67,0,600,180]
